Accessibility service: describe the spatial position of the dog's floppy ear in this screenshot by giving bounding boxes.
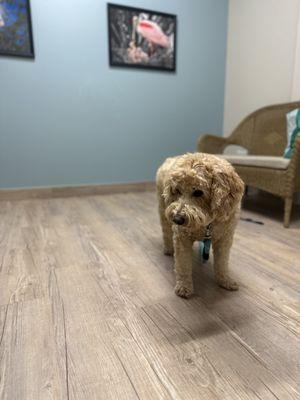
[211,167,244,220]
[162,178,173,204]
[162,169,184,204]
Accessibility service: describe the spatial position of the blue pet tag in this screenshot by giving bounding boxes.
[199,239,211,263]
[199,225,212,263]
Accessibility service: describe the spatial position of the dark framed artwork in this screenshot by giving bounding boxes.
[108,3,176,72]
[0,0,34,58]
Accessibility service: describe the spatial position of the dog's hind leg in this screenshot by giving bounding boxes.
[174,234,194,298]
[212,224,239,291]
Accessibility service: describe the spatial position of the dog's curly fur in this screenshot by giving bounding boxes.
[156,152,244,298]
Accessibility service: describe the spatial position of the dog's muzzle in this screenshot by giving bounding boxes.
[172,214,186,225]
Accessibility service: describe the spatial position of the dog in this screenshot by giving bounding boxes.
[156,152,244,298]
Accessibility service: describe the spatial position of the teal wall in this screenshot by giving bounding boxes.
[0,0,228,188]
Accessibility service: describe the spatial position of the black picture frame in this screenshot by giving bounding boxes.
[108,3,177,72]
[0,0,35,58]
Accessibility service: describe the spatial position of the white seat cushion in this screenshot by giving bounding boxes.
[217,155,289,170]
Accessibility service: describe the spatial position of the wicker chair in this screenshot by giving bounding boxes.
[197,101,300,227]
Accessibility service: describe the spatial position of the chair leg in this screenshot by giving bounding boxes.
[283,197,293,228]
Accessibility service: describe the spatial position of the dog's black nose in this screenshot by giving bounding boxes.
[173,215,185,225]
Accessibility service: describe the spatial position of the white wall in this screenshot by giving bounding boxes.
[224,0,300,135]
[292,4,300,100]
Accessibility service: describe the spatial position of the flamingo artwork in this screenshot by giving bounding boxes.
[127,14,171,63]
[136,18,170,49]
[108,4,176,71]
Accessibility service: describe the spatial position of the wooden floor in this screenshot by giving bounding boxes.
[0,191,299,400]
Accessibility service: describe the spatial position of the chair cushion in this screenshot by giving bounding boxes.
[218,155,290,170]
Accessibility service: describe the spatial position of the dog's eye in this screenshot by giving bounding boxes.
[174,188,181,195]
[192,190,204,197]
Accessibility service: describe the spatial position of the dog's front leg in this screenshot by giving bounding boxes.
[158,197,174,255]
[212,229,238,291]
[173,233,194,298]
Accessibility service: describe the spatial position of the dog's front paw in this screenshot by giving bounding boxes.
[217,276,239,291]
[175,282,193,298]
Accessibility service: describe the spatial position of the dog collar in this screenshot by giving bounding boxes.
[204,224,212,240]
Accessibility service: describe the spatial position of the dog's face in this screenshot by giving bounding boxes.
[163,156,244,231]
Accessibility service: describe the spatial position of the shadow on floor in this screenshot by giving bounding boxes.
[164,251,255,342]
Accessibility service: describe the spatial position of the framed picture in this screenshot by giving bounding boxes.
[108,3,176,72]
[0,0,34,58]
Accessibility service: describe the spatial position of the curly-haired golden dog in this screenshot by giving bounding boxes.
[156,152,244,298]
